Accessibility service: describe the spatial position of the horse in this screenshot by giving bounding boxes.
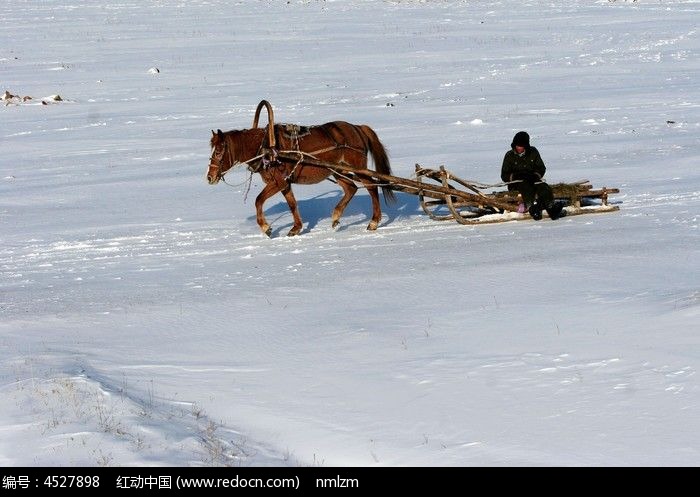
[206,103,395,237]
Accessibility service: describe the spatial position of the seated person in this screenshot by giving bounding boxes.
[500,131,563,220]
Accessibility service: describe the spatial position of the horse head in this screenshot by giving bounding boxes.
[206,129,229,185]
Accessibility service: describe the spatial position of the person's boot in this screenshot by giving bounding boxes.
[528,202,543,221]
[546,201,564,220]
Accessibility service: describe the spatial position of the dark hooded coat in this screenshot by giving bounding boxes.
[500,132,553,207]
[500,147,546,186]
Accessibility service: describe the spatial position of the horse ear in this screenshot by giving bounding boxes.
[212,129,215,136]
[217,129,223,138]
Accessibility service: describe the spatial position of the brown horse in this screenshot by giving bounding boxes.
[206,117,395,237]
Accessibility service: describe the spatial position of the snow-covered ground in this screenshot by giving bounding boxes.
[2,0,699,466]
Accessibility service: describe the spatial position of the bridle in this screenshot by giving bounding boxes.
[209,135,268,182]
[208,138,229,182]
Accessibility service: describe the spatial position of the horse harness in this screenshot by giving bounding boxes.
[211,123,370,189]
[252,123,369,184]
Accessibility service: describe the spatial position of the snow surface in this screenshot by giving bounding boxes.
[2,0,699,467]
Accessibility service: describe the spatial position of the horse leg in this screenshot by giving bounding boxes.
[331,175,357,229]
[255,183,282,237]
[363,182,382,231]
[281,186,303,236]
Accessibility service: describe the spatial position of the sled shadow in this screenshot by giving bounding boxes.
[246,189,421,236]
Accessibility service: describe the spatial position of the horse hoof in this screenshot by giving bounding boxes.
[331,220,340,230]
[287,228,301,237]
[367,221,378,231]
[263,227,272,237]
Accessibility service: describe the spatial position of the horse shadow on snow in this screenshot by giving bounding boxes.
[246,190,420,237]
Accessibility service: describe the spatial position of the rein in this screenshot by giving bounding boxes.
[221,171,256,202]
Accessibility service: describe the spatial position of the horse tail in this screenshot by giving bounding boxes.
[358,125,395,204]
